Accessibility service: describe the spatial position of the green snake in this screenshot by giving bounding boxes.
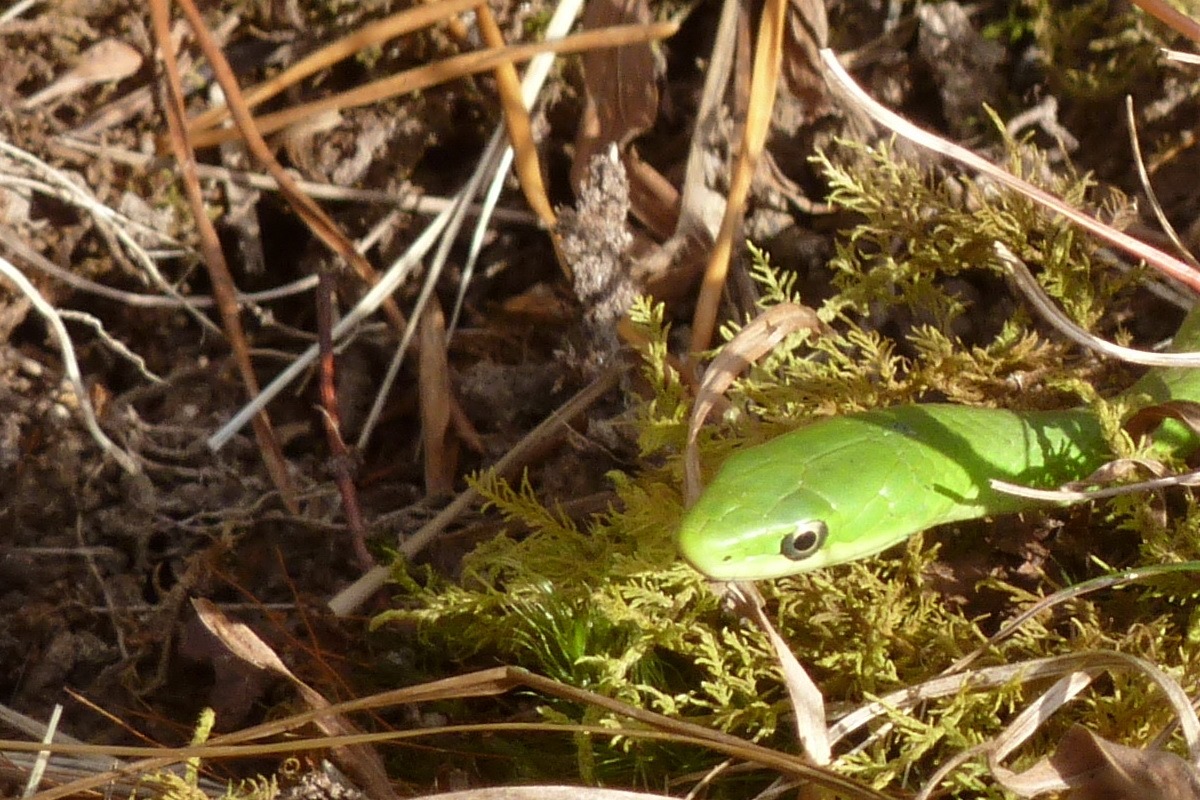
[677,307,1200,580]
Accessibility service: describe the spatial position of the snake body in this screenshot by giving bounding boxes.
[677,311,1200,580]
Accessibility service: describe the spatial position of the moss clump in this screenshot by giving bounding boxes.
[374,133,1200,794]
[1030,0,1171,102]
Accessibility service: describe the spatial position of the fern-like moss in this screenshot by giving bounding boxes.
[372,131,1200,795]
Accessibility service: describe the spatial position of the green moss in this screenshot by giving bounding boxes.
[373,133,1200,794]
[1030,0,1170,102]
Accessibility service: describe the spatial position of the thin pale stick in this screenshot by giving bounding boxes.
[329,365,624,615]
[1124,95,1199,268]
[448,0,586,334]
[0,256,137,473]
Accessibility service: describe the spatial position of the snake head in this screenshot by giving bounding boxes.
[675,447,852,579]
[676,489,895,580]
[675,410,962,580]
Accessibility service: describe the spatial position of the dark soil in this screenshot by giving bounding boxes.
[1,0,1198,793]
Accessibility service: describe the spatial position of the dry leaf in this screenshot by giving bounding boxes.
[1125,400,1200,445]
[419,300,457,496]
[781,0,830,120]
[996,724,1200,798]
[727,582,831,764]
[571,0,659,183]
[22,39,142,109]
[192,599,401,800]
[1049,725,1200,800]
[570,0,678,242]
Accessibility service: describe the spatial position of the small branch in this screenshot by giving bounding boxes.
[315,267,374,570]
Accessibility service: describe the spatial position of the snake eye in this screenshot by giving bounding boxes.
[780,521,828,561]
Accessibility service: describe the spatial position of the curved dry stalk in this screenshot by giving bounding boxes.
[991,467,1200,503]
[828,650,1200,767]
[1124,95,1200,270]
[996,242,1200,368]
[821,48,1200,296]
[684,303,823,505]
[948,561,1200,674]
[10,666,894,800]
[0,255,138,474]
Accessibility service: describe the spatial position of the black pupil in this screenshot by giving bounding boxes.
[781,528,820,560]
